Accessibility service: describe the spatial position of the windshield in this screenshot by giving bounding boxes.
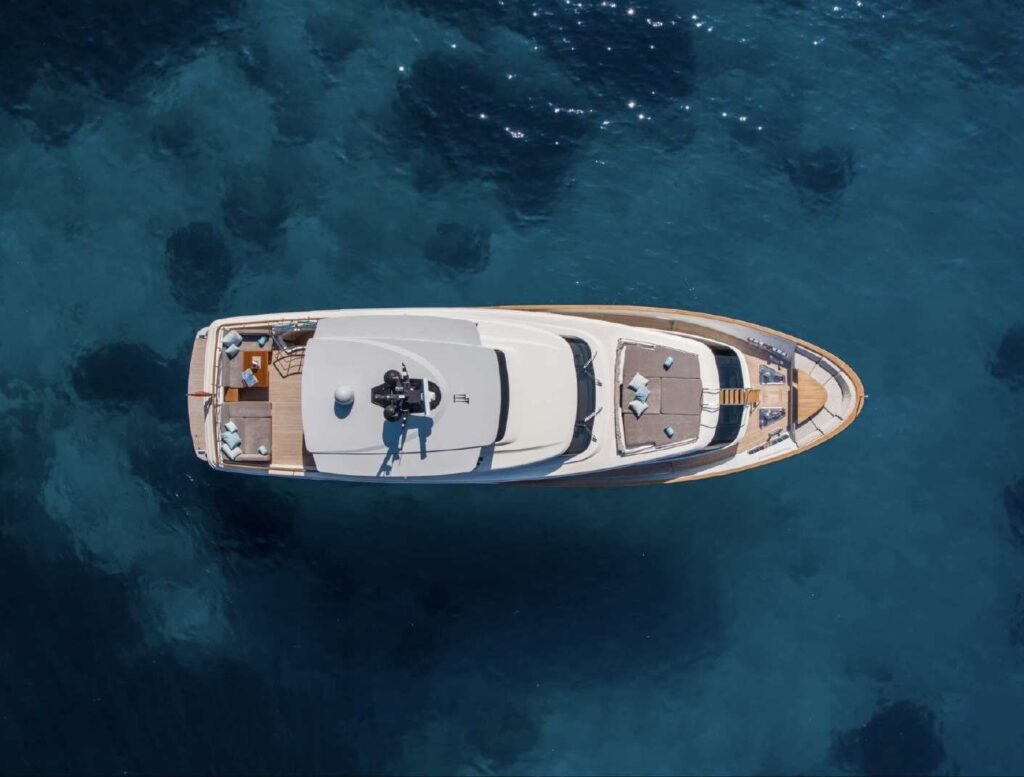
[709,345,744,446]
[563,337,596,455]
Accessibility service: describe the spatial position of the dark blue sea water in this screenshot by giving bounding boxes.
[1,0,1023,773]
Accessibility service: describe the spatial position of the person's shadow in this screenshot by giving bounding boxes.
[377,416,434,476]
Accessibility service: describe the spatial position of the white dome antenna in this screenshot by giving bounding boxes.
[334,384,355,405]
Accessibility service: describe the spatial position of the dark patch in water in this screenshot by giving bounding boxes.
[1005,476,1024,548]
[404,0,696,103]
[306,11,361,70]
[832,700,946,776]
[236,39,272,91]
[71,343,181,422]
[394,50,589,217]
[10,78,85,146]
[989,325,1024,390]
[0,395,58,529]
[271,88,322,146]
[232,30,324,145]
[784,145,855,203]
[466,701,540,768]
[423,222,490,272]
[419,581,454,616]
[0,0,240,109]
[128,436,297,567]
[0,538,320,774]
[221,166,289,245]
[302,547,358,604]
[152,111,201,158]
[1011,593,1024,649]
[509,0,696,102]
[392,621,445,672]
[165,222,232,312]
[321,493,723,682]
[206,478,297,564]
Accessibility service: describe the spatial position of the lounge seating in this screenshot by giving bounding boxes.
[620,345,703,449]
[623,345,700,379]
[221,401,273,462]
[220,329,273,388]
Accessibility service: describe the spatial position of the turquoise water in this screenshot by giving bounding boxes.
[1,0,1023,773]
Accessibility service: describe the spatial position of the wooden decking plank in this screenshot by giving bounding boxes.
[796,369,828,425]
[269,350,309,469]
[187,336,209,456]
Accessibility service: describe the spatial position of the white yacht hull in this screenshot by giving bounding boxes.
[187,306,865,486]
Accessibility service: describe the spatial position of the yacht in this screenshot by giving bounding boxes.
[187,306,864,485]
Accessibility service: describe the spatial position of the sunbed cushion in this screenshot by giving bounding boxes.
[624,346,699,379]
[627,372,648,392]
[660,378,703,415]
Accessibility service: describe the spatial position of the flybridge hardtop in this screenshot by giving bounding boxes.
[301,314,553,477]
[187,306,865,486]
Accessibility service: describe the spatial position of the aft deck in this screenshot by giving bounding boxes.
[268,349,315,469]
[193,322,318,473]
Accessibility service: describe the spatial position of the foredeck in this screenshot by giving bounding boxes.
[607,316,792,456]
[503,304,864,486]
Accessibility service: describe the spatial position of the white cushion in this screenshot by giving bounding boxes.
[223,421,238,433]
[224,343,240,359]
[634,383,650,402]
[222,329,243,347]
[220,429,242,448]
[628,399,648,418]
[221,442,241,461]
[627,372,648,391]
[257,445,269,456]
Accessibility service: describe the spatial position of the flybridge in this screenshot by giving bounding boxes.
[300,315,503,477]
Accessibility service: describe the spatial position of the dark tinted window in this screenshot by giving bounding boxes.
[563,337,596,455]
[710,345,744,446]
[495,350,510,442]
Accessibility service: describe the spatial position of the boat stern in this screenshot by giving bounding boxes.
[186,327,213,461]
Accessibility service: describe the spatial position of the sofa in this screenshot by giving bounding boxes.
[220,329,273,388]
[222,401,273,463]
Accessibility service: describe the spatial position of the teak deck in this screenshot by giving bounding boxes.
[187,336,209,458]
[268,350,314,470]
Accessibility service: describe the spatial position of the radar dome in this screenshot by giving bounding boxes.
[334,384,355,405]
